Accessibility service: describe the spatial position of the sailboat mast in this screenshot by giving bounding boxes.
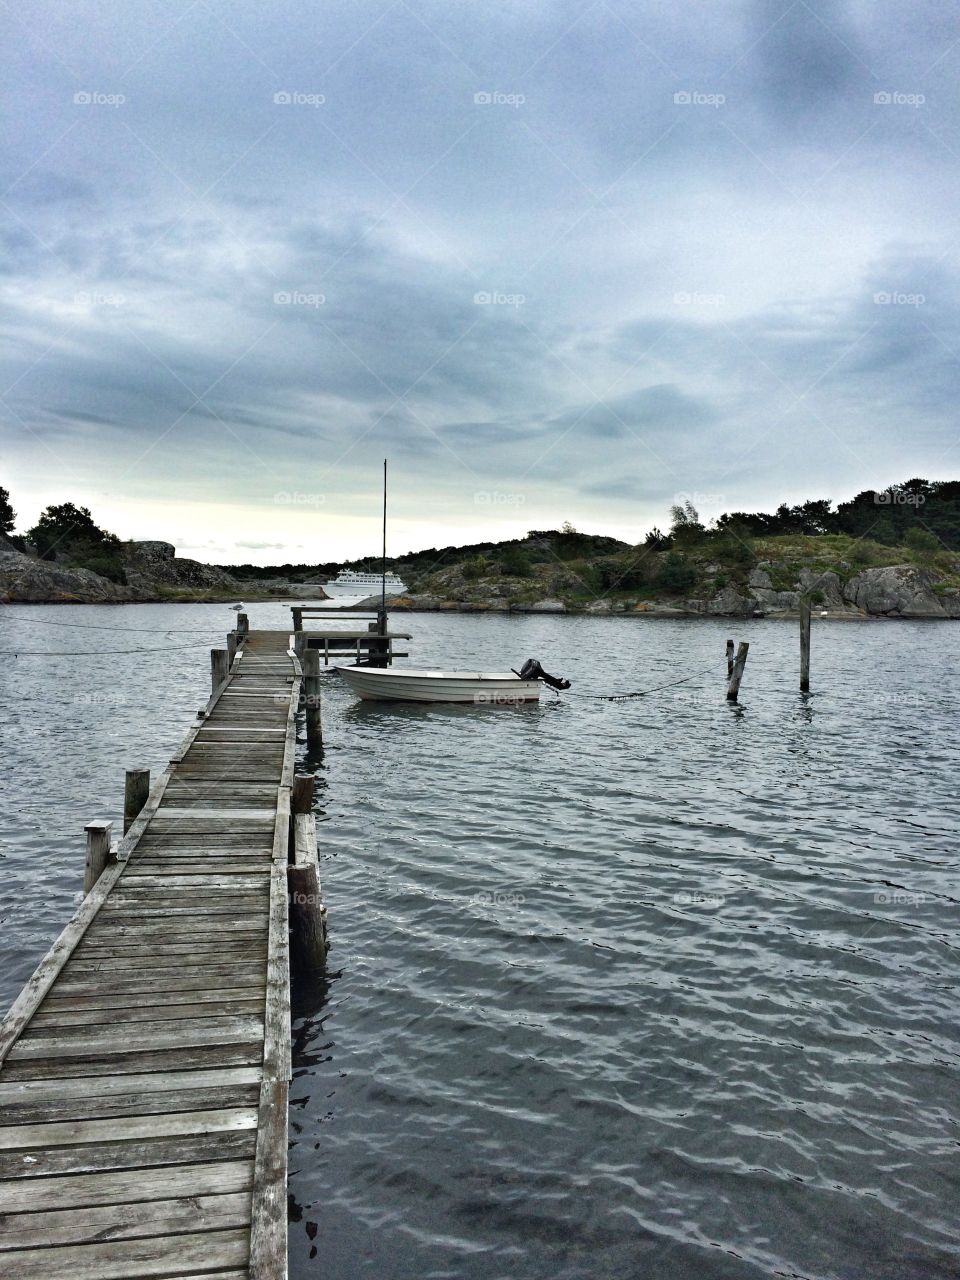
[381,458,387,620]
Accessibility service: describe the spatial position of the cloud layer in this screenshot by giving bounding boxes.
[2,0,959,559]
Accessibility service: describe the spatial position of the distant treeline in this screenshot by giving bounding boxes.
[713,479,960,548]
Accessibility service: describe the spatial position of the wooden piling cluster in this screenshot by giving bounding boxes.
[0,627,325,1279]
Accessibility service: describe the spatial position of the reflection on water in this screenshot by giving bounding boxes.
[1,604,958,1280]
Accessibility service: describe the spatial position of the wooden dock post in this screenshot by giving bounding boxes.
[288,799,327,971]
[292,607,303,633]
[726,638,735,680]
[237,610,249,636]
[800,599,811,692]
[302,648,323,750]
[726,641,749,702]
[211,647,229,691]
[82,819,113,894]
[227,629,238,667]
[123,767,150,834]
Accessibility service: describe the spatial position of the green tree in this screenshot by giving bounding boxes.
[0,485,15,535]
[28,502,127,583]
[462,554,488,580]
[904,527,939,558]
[655,552,696,593]
[499,546,531,577]
[669,500,705,546]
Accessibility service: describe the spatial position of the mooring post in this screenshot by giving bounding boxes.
[726,641,749,703]
[83,820,114,894]
[236,611,248,637]
[293,631,306,660]
[800,599,811,692]
[211,648,229,692]
[226,629,238,668]
[726,638,735,680]
[288,810,327,972]
[291,773,315,817]
[302,648,323,750]
[123,768,151,835]
[292,607,303,633]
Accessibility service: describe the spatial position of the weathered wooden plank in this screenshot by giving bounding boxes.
[48,972,266,998]
[0,1083,259,1125]
[0,1227,249,1279]
[0,1066,261,1107]
[0,1157,253,1211]
[0,1190,252,1250]
[28,1000,263,1030]
[0,1128,256,1176]
[249,1077,288,1280]
[8,1015,264,1061]
[0,1105,257,1151]
[0,1043,263,1082]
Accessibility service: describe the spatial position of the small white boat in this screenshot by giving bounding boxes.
[336,664,541,704]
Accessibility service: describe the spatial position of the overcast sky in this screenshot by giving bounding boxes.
[2,1,959,562]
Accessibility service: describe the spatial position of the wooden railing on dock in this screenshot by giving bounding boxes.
[0,630,307,1280]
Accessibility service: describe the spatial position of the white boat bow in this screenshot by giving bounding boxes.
[336,665,541,703]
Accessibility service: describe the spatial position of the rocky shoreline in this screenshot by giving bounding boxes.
[3,535,959,619]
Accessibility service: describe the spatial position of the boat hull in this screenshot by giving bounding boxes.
[336,665,541,703]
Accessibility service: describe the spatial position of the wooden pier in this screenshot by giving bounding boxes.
[0,629,318,1280]
[291,607,410,666]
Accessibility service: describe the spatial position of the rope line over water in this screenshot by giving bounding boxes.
[0,614,228,634]
[0,641,226,657]
[576,660,725,700]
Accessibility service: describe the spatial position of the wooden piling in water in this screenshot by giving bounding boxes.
[123,767,150,834]
[302,648,323,750]
[210,647,229,691]
[82,819,113,894]
[237,610,249,636]
[226,629,238,668]
[288,808,327,972]
[726,638,735,680]
[800,599,811,692]
[726,641,749,702]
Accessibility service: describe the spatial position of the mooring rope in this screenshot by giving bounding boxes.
[575,660,726,701]
[0,614,229,634]
[0,640,227,657]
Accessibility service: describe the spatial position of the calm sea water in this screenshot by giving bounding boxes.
[1,604,957,1280]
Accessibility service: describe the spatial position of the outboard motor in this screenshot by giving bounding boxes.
[516,658,571,690]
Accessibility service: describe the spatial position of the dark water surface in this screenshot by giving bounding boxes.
[1,605,957,1279]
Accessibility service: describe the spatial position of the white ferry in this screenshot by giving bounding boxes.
[322,569,408,598]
